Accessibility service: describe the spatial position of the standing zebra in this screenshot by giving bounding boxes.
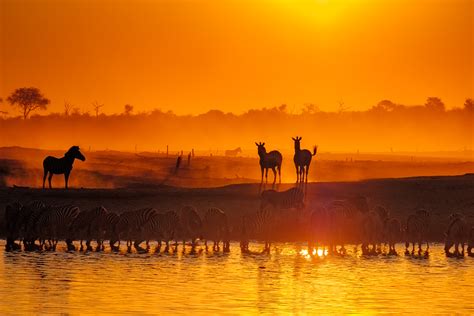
[42,146,86,189]
[241,208,275,253]
[225,147,242,157]
[360,211,384,255]
[203,207,230,252]
[116,208,158,252]
[255,142,282,185]
[35,204,80,251]
[178,205,203,252]
[292,137,317,183]
[260,187,304,211]
[444,213,469,257]
[405,209,431,256]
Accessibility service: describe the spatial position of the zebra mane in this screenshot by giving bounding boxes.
[65,146,80,156]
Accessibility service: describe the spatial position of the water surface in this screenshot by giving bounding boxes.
[0,241,473,314]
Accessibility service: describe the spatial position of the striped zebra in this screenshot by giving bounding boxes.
[444,213,469,257]
[23,202,49,251]
[42,146,86,189]
[384,217,401,255]
[260,187,304,211]
[203,207,230,252]
[178,205,202,251]
[241,208,275,253]
[326,200,365,254]
[71,206,108,251]
[116,208,158,252]
[4,202,23,251]
[405,209,430,255]
[16,200,46,249]
[360,211,384,255]
[35,204,80,251]
[142,211,180,252]
[103,212,120,251]
[308,207,331,255]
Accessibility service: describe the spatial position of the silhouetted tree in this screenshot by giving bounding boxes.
[464,98,474,111]
[371,100,401,112]
[0,97,6,116]
[425,97,445,111]
[302,103,319,114]
[124,104,134,115]
[7,87,50,119]
[92,101,104,118]
[64,101,74,116]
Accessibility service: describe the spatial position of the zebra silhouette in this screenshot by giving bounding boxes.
[255,142,282,185]
[292,137,317,183]
[42,146,86,189]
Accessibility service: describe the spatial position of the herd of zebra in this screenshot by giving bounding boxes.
[3,187,474,258]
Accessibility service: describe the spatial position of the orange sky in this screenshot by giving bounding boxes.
[0,0,472,115]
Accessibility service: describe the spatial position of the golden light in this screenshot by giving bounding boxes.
[300,248,328,258]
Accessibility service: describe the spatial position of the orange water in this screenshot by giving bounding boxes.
[0,241,473,314]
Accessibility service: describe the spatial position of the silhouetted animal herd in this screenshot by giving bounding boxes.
[4,192,474,258]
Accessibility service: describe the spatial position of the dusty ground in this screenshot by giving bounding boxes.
[1,174,473,241]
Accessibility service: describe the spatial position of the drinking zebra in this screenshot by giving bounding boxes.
[255,142,282,185]
[4,202,23,251]
[384,217,401,255]
[203,207,230,252]
[360,211,384,255]
[178,205,202,251]
[292,136,317,183]
[260,187,304,211]
[142,211,180,252]
[308,207,331,255]
[116,208,158,252]
[42,145,86,189]
[241,208,276,253]
[35,204,80,251]
[23,202,49,251]
[405,209,431,255]
[444,213,469,257]
[71,206,108,251]
[104,212,120,251]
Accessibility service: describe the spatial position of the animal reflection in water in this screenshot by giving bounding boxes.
[4,198,474,259]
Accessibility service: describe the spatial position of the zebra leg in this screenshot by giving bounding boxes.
[271,167,277,185]
[64,172,70,189]
[48,173,53,189]
[295,165,299,183]
[305,165,310,183]
[260,166,264,184]
[265,168,268,184]
[42,170,48,189]
[86,240,93,251]
[278,165,281,184]
[461,243,465,256]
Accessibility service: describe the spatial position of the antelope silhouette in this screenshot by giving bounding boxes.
[255,142,282,184]
[42,146,86,189]
[292,136,317,183]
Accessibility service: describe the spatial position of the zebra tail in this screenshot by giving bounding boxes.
[312,146,318,156]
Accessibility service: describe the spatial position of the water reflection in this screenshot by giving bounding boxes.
[1,241,474,314]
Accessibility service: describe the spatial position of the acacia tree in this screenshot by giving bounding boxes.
[425,97,445,111]
[92,101,104,118]
[124,104,134,115]
[7,87,50,119]
[464,98,474,111]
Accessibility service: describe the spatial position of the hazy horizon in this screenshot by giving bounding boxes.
[1,0,472,115]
